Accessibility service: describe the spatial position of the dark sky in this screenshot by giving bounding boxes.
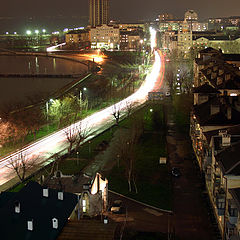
[0,0,240,21]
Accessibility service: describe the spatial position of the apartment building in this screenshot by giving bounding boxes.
[190,47,240,239]
[90,24,120,49]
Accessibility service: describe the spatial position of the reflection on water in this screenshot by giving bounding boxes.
[0,55,88,75]
[0,55,89,109]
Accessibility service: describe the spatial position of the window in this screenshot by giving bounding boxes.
[229,207,238,217]
[217,198,225,209]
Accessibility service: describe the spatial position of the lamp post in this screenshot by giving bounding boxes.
[88,141,91,159]
[46,99,54,131]
[77,151,79,165]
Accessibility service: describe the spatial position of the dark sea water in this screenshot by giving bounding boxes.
[0,55,88,108]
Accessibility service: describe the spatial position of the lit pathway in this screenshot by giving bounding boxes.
[0,49,164,189]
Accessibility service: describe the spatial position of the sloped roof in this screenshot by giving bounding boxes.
[216,141,240,175]
[0,181,78,240]
[204,124,240,144]
[229,188,240,210]
[57,220,118,240]
[193,83,219,93]
[199,47,220,54]
[193,97,240,126]
[0,192,16,208]
[213,135,240,151]
[224,54,240,62]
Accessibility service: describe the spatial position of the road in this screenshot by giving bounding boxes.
[0,49,165,189]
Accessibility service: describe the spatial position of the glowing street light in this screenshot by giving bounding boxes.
[0,49,163,187]
[42,29,46,33]
[35,30,39,34]
[26,30,32,35]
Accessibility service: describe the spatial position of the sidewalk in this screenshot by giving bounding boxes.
[165,103,217,240]
[45,127,128,193]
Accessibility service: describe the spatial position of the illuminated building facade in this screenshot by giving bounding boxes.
[89,0,109,27]
[90,24,119,49]
[177,22,192,55]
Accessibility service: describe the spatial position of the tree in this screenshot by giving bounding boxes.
[48,94,85,128]
[0,121,12,147]
[111,103,122,125]
[75,122,91,151]
[125,100,134,118]
[64,121,91,154]
[113,118,143,193]
[64,123,78,154]
[7,151,39,182]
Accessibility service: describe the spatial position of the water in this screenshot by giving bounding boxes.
[0,55,88,109]
[0,55,87,75]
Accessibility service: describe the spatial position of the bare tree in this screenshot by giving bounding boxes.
[125,100,134,118]
[75,122,91,151]
[7,151,39,183]
[64,124,78,154]
[113,119,143,193]
[64,120,91,154]
[41,152,63,185]
[111,103,122,125]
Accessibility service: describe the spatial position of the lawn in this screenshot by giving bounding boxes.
[172,94,192,134]
[107,103,172,210]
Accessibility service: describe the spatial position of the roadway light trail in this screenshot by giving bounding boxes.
[0,49,164,187]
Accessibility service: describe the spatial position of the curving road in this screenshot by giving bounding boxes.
[0,49,164,188]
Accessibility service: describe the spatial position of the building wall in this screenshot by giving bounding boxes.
[89,0,109,27]
[193,37,240,54]
[90,25,120,49]
[177,22,192,54]
[65,32,90,47]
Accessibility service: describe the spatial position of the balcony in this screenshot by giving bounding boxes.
[228,200,238,225]
[216,189,226,216]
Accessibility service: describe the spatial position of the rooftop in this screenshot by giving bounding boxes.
[57,219,118,240]
[216,141,240,175]
[0,181,78,240]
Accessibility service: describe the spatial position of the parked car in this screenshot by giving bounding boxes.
[171,167,181,177]
[110,200,123,213]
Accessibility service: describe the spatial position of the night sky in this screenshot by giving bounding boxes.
[0,0,240,21]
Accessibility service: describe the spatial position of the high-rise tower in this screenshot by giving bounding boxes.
[89,0,109,27]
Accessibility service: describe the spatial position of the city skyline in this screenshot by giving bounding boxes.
[0,0,240,22]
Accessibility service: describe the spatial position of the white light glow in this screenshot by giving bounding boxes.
[46,42,66,52]
[0,49,164,186]
[150,27,157,51]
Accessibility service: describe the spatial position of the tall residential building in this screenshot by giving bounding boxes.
[89,0,109,27]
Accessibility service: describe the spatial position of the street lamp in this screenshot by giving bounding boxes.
[26,30,31,35]
[46,99,54,131]
[88,141,91,159]
[76,151,79,165]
